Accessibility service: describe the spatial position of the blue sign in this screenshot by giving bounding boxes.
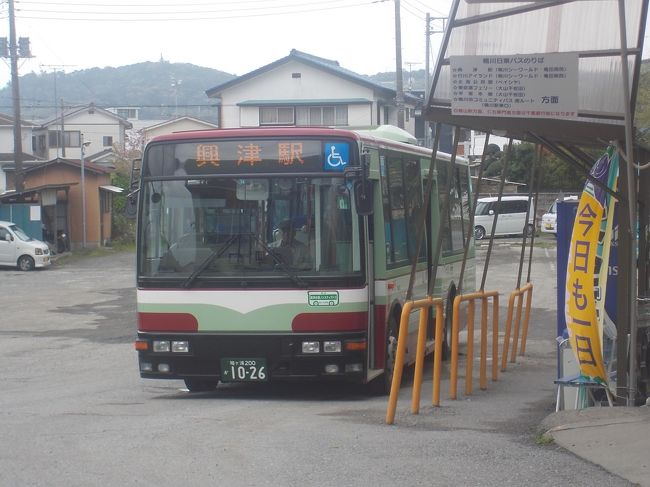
[323,142,349,172]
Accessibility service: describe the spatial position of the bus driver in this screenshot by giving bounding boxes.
[269,220,311,269]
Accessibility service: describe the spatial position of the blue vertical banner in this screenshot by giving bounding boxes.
[564,146,619,384]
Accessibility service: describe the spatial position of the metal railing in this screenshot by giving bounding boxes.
[385,296,444,425]
[501,282,534,372]
[448,290,500,401]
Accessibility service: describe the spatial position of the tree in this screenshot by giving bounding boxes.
[108,141,141,243]
[482,141,587,192]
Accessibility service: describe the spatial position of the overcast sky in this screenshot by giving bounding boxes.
[1,0,452,88]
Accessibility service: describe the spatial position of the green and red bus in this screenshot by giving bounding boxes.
[133,125,474,392]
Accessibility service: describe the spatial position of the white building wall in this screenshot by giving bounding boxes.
[39,109,125,160]
[220,60,379,129]
[143,119,217,144]
[0,126,34,156]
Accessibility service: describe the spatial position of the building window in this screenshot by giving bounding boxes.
[48,130,81,148]
[100,191,112,214]
[295,106,348,126]
[116,108,137,119]
[259,107,295,125]
[103,136,113,147]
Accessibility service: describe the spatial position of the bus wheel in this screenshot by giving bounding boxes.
[474,226,486,240]
[442,287,456,361]
[368,314,399,395]
[184,378,219,392]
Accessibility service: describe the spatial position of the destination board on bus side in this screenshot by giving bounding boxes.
[144,139,355,176]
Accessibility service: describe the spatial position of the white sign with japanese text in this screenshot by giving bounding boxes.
[450,53,578,119]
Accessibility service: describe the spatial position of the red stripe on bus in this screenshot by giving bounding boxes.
[291,312,367,332]
[138,312,199,332]
[374,304,387,367]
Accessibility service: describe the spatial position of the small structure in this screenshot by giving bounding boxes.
[1,158,121,249]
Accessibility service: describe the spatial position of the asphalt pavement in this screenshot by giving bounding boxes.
[2,241,647,485]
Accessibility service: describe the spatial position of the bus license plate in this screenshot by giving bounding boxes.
[220,358,268,382]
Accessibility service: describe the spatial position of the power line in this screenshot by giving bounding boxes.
[16,0,376,20]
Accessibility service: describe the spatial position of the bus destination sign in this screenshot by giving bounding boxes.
[153,139,355,175]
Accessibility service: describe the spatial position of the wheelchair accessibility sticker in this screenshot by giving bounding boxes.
[323,142,349,172]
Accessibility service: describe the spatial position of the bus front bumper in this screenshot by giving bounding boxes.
[135,331,368,383]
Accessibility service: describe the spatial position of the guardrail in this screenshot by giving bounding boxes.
[448,290,500,401]
[501,282,534,372]
[385,296,444,425]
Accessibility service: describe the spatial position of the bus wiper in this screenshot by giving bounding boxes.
[181,234,239,289]
[249,233,308,288]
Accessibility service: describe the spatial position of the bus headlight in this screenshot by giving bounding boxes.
[302,341,320,353]
[323,341,341,353]
[153,340,170,352]
[172,341,189,353]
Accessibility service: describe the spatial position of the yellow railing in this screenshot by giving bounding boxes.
[448,290,500,401]
[501,282,534,372]
[385,296,444,425]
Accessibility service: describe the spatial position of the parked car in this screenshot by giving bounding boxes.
[473,196,535,240]
[541,195,579,235]
[0,220,51,271]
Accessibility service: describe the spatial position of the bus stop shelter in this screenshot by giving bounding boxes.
[425,0,650,405]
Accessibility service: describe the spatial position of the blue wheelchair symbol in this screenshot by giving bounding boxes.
[323,142,349,172]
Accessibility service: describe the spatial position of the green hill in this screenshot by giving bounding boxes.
[0,60,235,123]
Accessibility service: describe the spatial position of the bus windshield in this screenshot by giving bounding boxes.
[139,176,363,283]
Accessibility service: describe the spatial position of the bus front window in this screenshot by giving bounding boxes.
[139,177,362,283]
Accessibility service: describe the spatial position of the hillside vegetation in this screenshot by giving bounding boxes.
[0,60,235,122]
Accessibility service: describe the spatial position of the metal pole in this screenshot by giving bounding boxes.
[81,134,87,248]
[617,0,638,406]
[394,0,405,129]
[8,0,24,193]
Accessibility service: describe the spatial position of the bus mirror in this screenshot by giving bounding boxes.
[355,151,373,215]
[125,158,141,219]
[355,180,373,216]
[125,193,138,219]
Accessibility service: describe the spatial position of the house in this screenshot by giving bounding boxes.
[31,103,132,162]
[205,49,421,137]
[2,158,121,249]
[140,116,219,147]
[0,113,42,193]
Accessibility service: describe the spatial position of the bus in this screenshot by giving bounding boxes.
[132,125,475,393]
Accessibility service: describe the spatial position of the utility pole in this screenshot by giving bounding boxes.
[394,0,405,129]
[425,14,447,147]
[5,0,32,192]
[404,62,420,91]
[80,134,91,248]
[424,16,447,94]
[60,99,66,157]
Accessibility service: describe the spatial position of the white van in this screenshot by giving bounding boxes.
[541,195,579,235]
[0,220,51,271]
[473,196,535,240]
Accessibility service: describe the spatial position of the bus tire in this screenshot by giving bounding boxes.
[184,378,219,392]
[368,313,399,396]
[442,285,457,361]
